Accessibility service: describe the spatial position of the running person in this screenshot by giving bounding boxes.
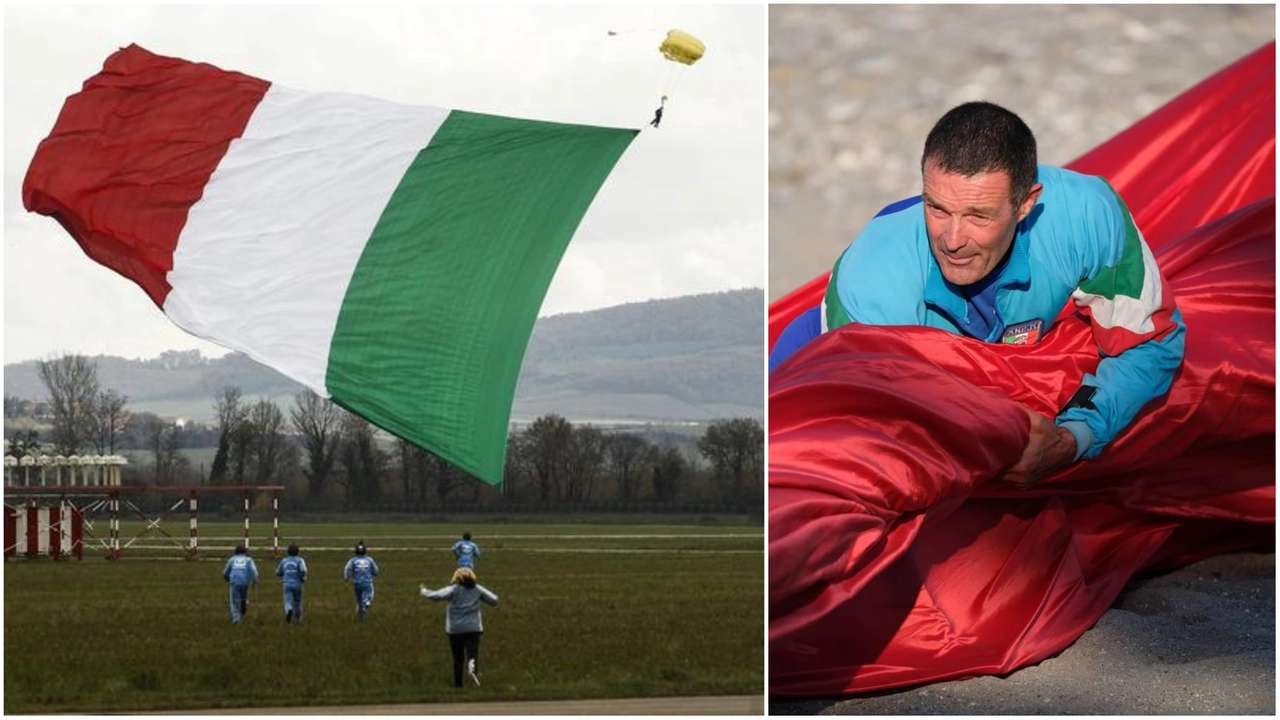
[421,567,500,687]
[342,541,380,621]
[222,545,259,624]
[451,532,480,568]
[275,543,308,624]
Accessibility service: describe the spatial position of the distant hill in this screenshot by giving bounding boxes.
[4,289,764,424]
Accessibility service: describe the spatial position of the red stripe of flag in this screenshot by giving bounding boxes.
[22,44,270,306]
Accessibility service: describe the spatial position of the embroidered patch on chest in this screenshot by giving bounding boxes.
[1002,319,1043,345]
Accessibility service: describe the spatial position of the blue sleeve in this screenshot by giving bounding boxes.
[371,559,380,577]
[275,560,284,577]
[769,306,823,373]
[1055,175,1187,458]
[300,559,308,581]
[1057,308,1186,459]
[825,207,930,330]
[342,559,352,580]
[223,559,231,581]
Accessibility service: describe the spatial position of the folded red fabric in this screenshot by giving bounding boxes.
[769,42,1275,696]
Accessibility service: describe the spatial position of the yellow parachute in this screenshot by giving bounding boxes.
[659,29,705,66]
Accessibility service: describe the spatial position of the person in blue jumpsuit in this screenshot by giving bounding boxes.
[222,544,259,624]
[342,540,380,621]
[275,543,308,624]
[770,101,1185,487]
[451,532,480,568]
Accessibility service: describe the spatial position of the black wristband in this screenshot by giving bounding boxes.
[1061,385,1098,413]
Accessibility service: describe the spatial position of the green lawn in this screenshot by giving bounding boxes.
[4,521,763,713]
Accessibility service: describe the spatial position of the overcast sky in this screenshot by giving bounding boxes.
[3,4,766,364]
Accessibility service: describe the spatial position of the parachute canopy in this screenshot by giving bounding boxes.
[659,29,705,66]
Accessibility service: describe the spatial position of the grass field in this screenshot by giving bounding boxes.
[4,521,763,713]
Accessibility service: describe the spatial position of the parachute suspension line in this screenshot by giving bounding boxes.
[663,65,690,100]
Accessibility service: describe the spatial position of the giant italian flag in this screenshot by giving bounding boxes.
[23,44,637,485]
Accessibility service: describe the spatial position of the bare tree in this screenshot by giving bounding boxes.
[697,418,765,508]
[92,389,129,455]
[37,354,99,455]
[210,386,246,484]
[503,432,530,503]
[397,438,423,507]
[651,445,686,504]
[607,434,650,502]
[522,414,573,504]
[245,398,288,485]
[141,415,188,485]
[397,439,467,507]
[564,426,606,503]
[290,391,343,499]
[431,452,465,506]
[337,414,383,504]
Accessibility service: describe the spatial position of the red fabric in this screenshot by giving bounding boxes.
[22,44,269,306]
[769,42,1275,696]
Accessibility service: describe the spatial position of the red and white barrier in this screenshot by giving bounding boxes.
[4,503,84,559]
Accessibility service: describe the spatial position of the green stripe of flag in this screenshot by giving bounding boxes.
[1077,179,1147,301]
[326,110,637,484]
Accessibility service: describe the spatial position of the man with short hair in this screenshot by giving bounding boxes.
[222,544,259,624]
[452,532,480,569]
[275,543,308,624]
[770,101,1186,486]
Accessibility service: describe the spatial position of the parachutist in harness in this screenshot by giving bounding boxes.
[650,96,668,128]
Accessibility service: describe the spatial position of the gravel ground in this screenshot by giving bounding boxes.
[769,3,1276,298]
[768,5,1275,715]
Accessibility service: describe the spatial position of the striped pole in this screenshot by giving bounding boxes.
[109,490,120,559]
[50,500,63,559]
[272,490,280,557]
[189,490,199,559]
[242,490,250,549]
[25,502,39,558]
[71,506,83,560]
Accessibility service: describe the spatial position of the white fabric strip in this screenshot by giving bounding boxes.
[1071,232,1162,334]
[164,84,450,394]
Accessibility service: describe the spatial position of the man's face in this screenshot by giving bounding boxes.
[921,160,1039,286]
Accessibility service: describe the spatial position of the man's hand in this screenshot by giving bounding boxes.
[1002,407,1078,489]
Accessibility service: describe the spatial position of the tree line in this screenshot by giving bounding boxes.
[6,354,763,512]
